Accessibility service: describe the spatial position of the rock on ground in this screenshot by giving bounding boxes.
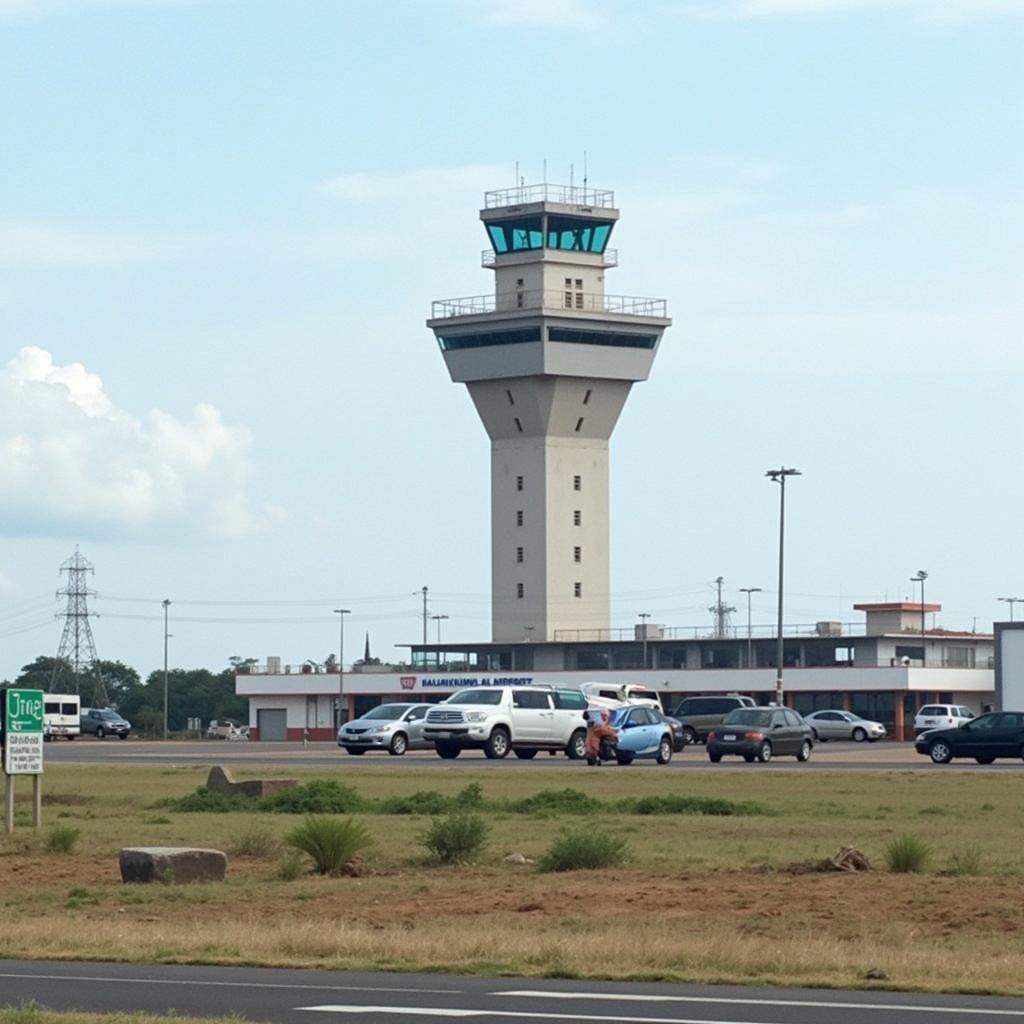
[120,847,228,884]
[205,765,297,798]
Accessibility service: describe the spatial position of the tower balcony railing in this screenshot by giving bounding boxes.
[481,247,618,268]
[431,289,667,320]
[484,183,615,209]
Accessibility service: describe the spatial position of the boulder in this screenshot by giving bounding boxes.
[205,765,297,799]
[120,846,228,884]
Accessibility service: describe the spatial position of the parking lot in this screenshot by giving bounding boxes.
[40,736,1024,770]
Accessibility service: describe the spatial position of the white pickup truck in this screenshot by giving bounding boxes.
[423,686,589,760]
[580,682,663,711]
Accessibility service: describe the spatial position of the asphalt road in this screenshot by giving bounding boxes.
[1,960,1023,1024]
[40,738,1024,771]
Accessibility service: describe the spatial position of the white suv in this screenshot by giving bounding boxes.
[914,704,975,737]
[423,686,588,760]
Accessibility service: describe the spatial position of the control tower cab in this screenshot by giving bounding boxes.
[428,182,671,644]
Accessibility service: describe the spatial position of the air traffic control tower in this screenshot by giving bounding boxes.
[428,183,671,644]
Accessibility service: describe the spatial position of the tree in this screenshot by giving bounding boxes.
[96,660,143,707]
[15,656,72,692]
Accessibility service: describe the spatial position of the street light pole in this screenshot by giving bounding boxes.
[161,599,171,740]
[765,468,801,705]
[998,597,1024,622]
[911,571,928,665]
[431,614,449,667]
[333,608,350,730]
[739,587,762,668]
[638,612,651,669]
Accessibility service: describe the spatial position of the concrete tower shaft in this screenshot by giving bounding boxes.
[428,182,670,643]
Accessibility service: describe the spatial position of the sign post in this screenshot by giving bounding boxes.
[3,688,44,833]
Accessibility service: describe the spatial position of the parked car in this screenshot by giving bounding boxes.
[206,719,248,740]
[607,705,675,765]
[914,704,975,736]
[423,686,589,760]
[652,709,687,752]
[707,707,813,763]
[915,711,1024,764]
[79,707,131,739]
[43,694,81,741]
[803,710,886,743]
[670,694,757,744]
[337,703,431,755]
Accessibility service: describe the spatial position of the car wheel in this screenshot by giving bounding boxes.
[388,732,408,756]
[514,749,538,760]
[796,740,812,762]
[656,736,673,765]
[682,726,697,745]
[929,740,953,764]
[975,756,995,764]
[743,752,755,763]
[566,729,587,760]
[435,741,460,759]
[708,752,723,763]
[67,735,75,741]
[615,751,635,765]
[96,727,105,739]
[345,747,367,755]
[484,728,510,759]
[756,741,773,763]
[118,733,128,740]
[852,727,867,743]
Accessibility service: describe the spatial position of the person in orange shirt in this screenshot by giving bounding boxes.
[585,709,618,766]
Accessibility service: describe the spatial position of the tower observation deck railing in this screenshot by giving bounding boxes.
[481,247,618,268]
[484,184,615,209]
[431,289,667,320]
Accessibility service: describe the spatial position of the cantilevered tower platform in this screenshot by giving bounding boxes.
[428,183,671,643]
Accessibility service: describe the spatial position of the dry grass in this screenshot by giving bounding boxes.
[3,763,1024,994]
[0,1008,251,1024]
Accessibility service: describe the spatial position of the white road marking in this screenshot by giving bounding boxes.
[495,990,1024,1017]
[298,1006,805,1023]
[0,971,451,994]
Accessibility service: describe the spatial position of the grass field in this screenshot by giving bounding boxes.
[2,762,1023,995]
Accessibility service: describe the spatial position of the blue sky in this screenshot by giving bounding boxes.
[1,0,1022,679]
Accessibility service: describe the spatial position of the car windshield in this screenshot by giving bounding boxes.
[99,711,123,721]
[361,705,409,721]
[447,690,503,705]
[722,709,773,727]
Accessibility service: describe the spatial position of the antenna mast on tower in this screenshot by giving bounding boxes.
[52,547,107,706]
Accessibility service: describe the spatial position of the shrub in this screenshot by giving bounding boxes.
[276,849,305,881]
[379,790,453,816]
[628,794,764,817]
[947,846,984,876]
[263,780,364,815]
[284,816,373,875]
[230,825,280,858]
[419,813,490,864]
[885,834,932,873]
[45,825,80,854]
[456,782,484,808]
[510,788,602,816]
[161,788,255,813]
[539,829,630,872]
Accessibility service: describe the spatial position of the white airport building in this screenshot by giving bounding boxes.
[236,181,997,742]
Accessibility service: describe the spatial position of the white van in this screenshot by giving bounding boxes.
[579,682,663,711]
[44,693,81,740]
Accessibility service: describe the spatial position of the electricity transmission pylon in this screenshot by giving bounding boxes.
[52,547,107,706]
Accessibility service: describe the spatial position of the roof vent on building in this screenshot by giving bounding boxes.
[815,621,842,637]
[267,656,281,673]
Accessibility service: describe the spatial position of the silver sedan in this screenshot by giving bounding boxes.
[804,710,886,742]
[337,703,431,755]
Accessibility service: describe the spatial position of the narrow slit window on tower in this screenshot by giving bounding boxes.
[506,389,515,405]
[575,279,583,290]
[517,583,524,599]
[516,546,524,563]
[583,388,592,405]
[575,417,584,432]
[573,475,581,491]
[514,417,523,432]
[574,582,582,598]
[573,546,582,563]
[516,510,524,527]
[516,475,523,491]
[573,510,582,526]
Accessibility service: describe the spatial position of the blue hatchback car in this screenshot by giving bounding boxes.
[608,706,674,765]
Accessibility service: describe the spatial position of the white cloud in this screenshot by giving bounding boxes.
[0,221,159,268]
[0,346,282,539]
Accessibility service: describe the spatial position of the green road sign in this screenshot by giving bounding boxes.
[4,688,44,775]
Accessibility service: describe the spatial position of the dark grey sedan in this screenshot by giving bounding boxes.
[706,707,813,764]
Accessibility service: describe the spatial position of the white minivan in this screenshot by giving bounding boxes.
[914,704,974,737]
[44,693,81,741]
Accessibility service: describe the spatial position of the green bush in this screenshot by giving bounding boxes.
[276,849,305,880]
[45,825,80,854]
[509,788,602,816]
[419,813,490,864]
[456,782,484,807]
[229,825,280,857]
[379,790,454,815]
[947,846,984,876]
[885,834,932,873]
[160,788,255,813]
[539,828,630,872]
[628,794,764,816]
[262,780,365,814]
[284,816,373,875]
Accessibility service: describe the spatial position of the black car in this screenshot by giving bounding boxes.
[653,709,687,753]
[915,711,1024,764]
[706,707,813,764]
